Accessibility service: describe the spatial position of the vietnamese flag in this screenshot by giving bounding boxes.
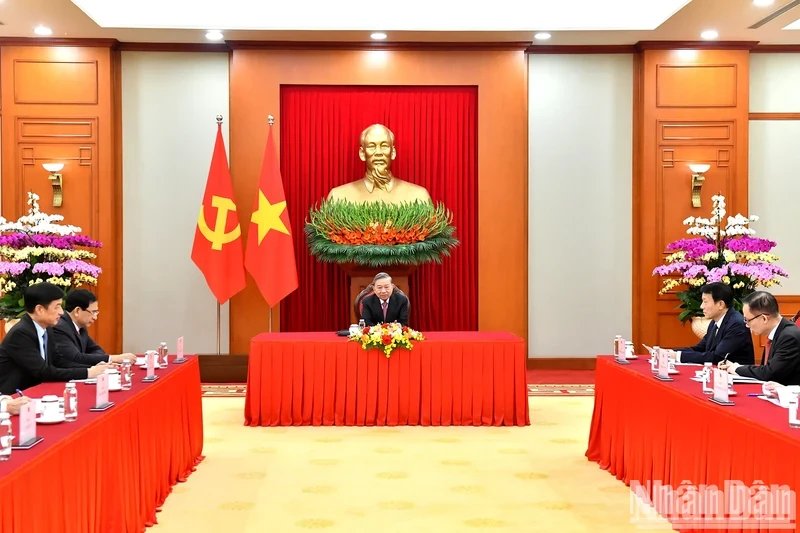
[244,122,298,307]
[191,123,247,304]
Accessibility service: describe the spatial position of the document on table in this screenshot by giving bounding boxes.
[731,376,765,383]
[758,395,783,407]
[690,375,765,384]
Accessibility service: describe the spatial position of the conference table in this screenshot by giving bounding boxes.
[245,331,530,427]
[0,356,204,533]
[586,355,800,532]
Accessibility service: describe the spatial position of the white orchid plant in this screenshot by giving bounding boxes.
[0,192,102,319]
[653,195,787,322]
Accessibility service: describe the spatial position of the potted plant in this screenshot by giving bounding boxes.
[652,195,787,337]
[0,192,102,330]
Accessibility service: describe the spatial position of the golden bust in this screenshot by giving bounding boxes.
[327,124,432,205]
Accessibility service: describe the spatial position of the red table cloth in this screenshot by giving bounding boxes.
[245,331,530,427]
[0,356,204,533]
[587,355,800,532]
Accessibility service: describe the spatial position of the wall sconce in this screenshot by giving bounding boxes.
[689,164,710,208]
[42,163,65,207]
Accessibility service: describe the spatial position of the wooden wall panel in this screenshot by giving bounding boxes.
[633,49,750,350]
[13,60,99,105]
[229,50,528,354]
[0,46,120,353]
[656,65,737,108]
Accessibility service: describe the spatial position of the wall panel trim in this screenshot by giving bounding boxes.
[749,113,800,120]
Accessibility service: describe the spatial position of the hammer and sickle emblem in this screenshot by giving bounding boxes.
[197,196,241,251]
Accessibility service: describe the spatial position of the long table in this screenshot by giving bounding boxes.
[0,357,204,533]
[586,355,800,532]
[245,331,530,427]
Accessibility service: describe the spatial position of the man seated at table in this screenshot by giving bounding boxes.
[720,291,800,384]
[0,282,113,395]
[0,394,31,415]
[668,282,754,365]
[53,289,135,365]
[361,272,409,326]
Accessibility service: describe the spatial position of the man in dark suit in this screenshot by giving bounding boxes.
[669,282,754,365]
[360,272,409,326]
[721,291,800,385]
[0,282,112,394]
[52,289,135,365]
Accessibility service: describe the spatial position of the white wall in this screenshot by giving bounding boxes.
[528,54,633,357]
[749,54,800,295]
[750,54,800,113]
[121,51,231,354]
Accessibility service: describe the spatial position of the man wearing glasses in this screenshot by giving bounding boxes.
[52,289,135,365]
[720,291,800,384]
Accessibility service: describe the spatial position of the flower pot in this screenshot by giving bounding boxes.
[3,318,20,334]
[691,317,712,339]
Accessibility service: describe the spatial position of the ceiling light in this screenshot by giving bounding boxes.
[205,30,223,41]
[370,32,387,40]
[34,25,52,36]
[753,0,774,6]
[701,29,718,40]
[534,32,551,40]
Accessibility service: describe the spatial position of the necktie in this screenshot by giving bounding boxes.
[764,339,772,365]
[381,301,388,321]
[41,331,48,360]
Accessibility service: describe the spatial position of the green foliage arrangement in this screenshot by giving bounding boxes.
[305,199,459,267]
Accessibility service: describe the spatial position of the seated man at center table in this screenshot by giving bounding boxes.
[52,289,135,365]
[0,282,113,395]
[668,282,754,365]
[360,272,409,326]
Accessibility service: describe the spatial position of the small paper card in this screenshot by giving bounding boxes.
[17,401,36,446]
[96,373,109,406]
[710,367,734,405]
[174,336,187,364]
[657,349,672,379]
[614,338,630,365]
[142,351,159,382]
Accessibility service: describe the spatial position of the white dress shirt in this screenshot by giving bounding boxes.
[33,320,47,360]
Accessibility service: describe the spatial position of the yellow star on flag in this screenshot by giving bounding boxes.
[250,190,289,244]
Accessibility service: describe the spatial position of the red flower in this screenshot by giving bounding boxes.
[401,326,408,333]
[363,326,370,334]
[382,335,392,345]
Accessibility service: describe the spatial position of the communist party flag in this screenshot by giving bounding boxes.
[244,123,298,307]
[191,122,247,304]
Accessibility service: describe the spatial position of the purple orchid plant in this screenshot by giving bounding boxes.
[0,192,102,320]
[652,195,787,323]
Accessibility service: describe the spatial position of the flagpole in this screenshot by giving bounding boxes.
[216,302,221,355]
[215,113,224,356]
[267,113,275,334]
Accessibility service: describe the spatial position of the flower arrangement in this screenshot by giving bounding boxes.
[349,321,425,357]
[652,194,787,323]
[0,192,102,320]
[305,199,459,267]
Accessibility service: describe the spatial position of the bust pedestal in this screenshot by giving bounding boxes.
[338,263,417,325]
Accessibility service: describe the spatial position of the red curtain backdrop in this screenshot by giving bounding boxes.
[279,86,478,333]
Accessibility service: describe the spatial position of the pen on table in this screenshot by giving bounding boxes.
[747,393,762,397]
[15,389,24,397]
